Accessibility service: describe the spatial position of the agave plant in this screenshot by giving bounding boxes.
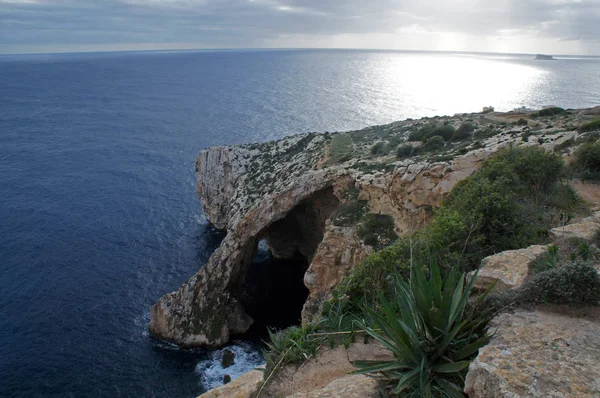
[353,262,492,397]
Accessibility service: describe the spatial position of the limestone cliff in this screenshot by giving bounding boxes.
[150,108,590,347]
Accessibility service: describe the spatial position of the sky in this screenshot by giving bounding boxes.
[1,0,600,55]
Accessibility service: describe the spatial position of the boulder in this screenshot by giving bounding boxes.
[472,245,548,292]
[465,308,600,397]
[221,349,235,369]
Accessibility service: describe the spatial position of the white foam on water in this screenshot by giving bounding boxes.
[193,213,209,225]
[195,341,265,390]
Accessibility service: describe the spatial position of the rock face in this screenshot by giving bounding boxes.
[465,307,600,397]
[472,245,548,292]
[150,109,592,348]
[198,366,265,398]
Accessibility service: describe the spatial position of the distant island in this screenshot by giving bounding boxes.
[535,54,555,60]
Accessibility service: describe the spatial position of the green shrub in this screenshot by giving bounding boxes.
[435,124,456,141]
[335,242,411,308]
[509,145,564,192]
[371,142,389,156]
[572,141,600,178]
[518,261,600,304]
[264,323,322,374]
[423,135,445,151]
[548,183,578,211]
[397,144,415,159]
[409,123,456,143]
[358,213,398,248]
[353,262,492,397]
[579,119,600,132]
[451,122,475,141]
[437,146,564,268]
[517,118,528,126]
[535,107,565,117]
[409,123,437,142]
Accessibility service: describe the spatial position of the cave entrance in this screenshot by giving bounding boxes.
[238,186,340,340]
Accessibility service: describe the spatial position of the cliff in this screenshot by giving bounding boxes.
[150,107,593,348]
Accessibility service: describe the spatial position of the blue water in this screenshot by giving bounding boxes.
[1,49,599,397]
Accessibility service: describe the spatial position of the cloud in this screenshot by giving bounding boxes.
[0,0,599,54]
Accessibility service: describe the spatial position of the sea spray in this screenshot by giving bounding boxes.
[195,341,265,390]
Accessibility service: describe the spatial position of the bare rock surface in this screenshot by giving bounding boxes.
[472,245,548,292]
[198,366,265,398]
[287,374,380,398]
[260,341,392,398]
[465,306,600,398]
[549,221,600,244]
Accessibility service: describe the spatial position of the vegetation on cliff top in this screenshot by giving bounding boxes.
[261,144,598,397]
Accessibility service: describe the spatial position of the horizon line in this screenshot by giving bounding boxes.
[2,46,600,58]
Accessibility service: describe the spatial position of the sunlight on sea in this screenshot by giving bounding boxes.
[368,54,546,116]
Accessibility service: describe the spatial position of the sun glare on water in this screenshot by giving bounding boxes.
[364,53,547,117]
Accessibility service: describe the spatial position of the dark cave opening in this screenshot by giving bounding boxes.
[236,186,340,341]
[239,241,310,341]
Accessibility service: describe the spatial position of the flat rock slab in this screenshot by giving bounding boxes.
[261,341,392,397]
[198,367,264,398]
[472,245,548,292]
[549,221,600,244]
[287,374,379,398]
[465,308,600,397]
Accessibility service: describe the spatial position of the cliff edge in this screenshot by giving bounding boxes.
[150,107,594,347]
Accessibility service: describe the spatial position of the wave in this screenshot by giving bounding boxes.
[195,341,265,391]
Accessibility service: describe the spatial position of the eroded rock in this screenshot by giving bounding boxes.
[465,307,600,398]
[150,109,595,348]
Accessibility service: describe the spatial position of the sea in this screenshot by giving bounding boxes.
[1,49,599,397]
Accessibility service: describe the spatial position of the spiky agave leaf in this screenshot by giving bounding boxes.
[352,261,493,397]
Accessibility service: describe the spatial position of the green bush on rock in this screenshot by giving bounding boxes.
[519,261,600,304]
[396,144,415,159]
[451,122,475,141]
[423,135,445,151]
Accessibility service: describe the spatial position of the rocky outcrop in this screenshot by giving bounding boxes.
[465,307,600,397]
[198,366,265,398]
[472,245,548,292]
[150,109,593,348]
